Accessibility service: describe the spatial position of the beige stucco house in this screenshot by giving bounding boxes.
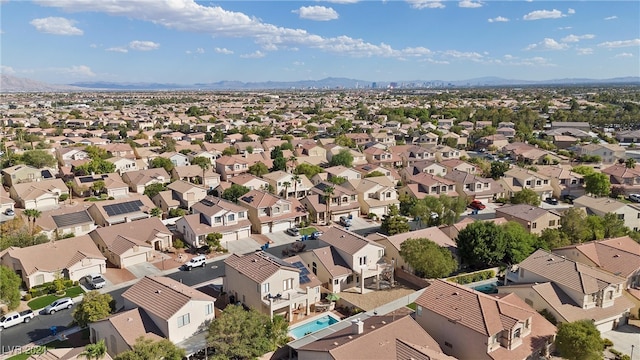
[495,204,561,235]
[237,189,308,233]
[9,178,68,210]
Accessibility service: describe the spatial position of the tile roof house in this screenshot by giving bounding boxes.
[214,155,250,181]
[414,279,557,360]
[0,187,15,215]
[238,189,308,234]
[495,204,561,235]
[86,193,155,227]
[499,167,553,201]
[121,168,170,194]
[98,143,136,160]
[295,315,454,360]
[72,173,130,199]
[177,196,252,246]
[224,251,321,319]
[0,235,106,288]
[502,249,633,332]
[262,171,313,200]
[439,158,477,174]
[2,164,45,187]
[398,160,448,184]
[572,195,640,231]
[151,190,180,213]
[106,156,143,175]
[535,165,585,198]
[166,180,207,211]
[574,143,626,164]
[444,169,504,201]
[553,236,640,290]
[343,176,399,218]
[601,163,640,193]
[33,203,97,240]
[301,182,360,225]
[9,178,69,210]
[399,173,457,200]
[120,276,216,343]
[55,147,89,167]
[89,216,171,268]
[170,165,220,190]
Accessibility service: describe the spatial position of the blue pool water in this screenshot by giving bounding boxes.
[289,315,339,339]
[472,280,499,294]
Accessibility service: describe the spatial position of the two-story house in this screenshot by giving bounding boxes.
[400,146,437,167]
[495,205,561,235]
[2,164,45,187]
[601,163,640,194]
[170,165,220,190]
[399,160,448,184]
[214,155,250,181]
[343,177,399,217]
[574,143,626,164]
[183,196,252,243]
[106,156,140,175]
[56,147,89,166]
[238,189,307,233]
[363,146,398,167]
[444,169,504,202]
[121,168,170,194]
[301,182,360,225]
[261,171,311,200]
[502,249,633,332]
[166,180,207,211]
[573,195,640,231]
[535,165,585,198]
[323,165,362,183]
[224,251,321,319]
[414,279,557,360]
[439,159,477,174]
[500,167,553,201]
[399,173,457,200]
[325,145,367,166]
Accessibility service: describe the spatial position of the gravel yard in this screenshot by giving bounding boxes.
[338,283,417,311]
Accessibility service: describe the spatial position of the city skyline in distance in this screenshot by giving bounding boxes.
[2,1,639,85]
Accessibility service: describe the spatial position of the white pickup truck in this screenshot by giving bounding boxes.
[0,309,36,330]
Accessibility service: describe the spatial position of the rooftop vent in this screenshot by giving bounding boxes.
[547,258,554,262]
[333,342,339,346]
[155,290,161,294]
[613,254,620,258]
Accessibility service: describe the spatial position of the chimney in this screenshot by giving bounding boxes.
[351,319,364,335]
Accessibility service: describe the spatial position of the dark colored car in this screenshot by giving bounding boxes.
[469,200,486,210]
[562,194,577,204]
[546,197,559,205]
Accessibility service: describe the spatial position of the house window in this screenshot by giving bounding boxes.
[526,180,531,186]
[386,192,391,197]
[239,212,245,218]
[350,195,356,201]
[359,256,367,266]
[607,291,614,300]
[228,214,235,221]
[531,222,537,229]
[263,283,270,294]
[312,262,317,275]
[378,249,384,258]
[214,216,222,224]
[177,313,190,328]
[513,328,521,338]
[334,279,339,285]
[549,220,556,226]
[536,180,541,185]
[283,278,293,291]
[205,303,213,315]
[476,184,481,189]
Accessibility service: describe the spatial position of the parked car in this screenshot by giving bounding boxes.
[469,200,486,210]
[310,231,323,240]
[84,274,106,289]
[629,194,640,203]
[0,310,35,330]
[4,209,14,216]
[286,227,300,236]
[43,297,73,315]
[339,216,352,227]
[546,197,559,205]
[183,255,206,271]
[562,194,577,204]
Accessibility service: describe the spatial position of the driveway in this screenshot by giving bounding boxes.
[602,324,640,359]
[126,262,163,278]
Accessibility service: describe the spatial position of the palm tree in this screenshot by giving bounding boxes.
[282,181,291,199]
[625,158,636,169]
[323,186,335,225]
[197,161,211,188]
[288,155,298,172]
[292,174,301,199]
[80,339,107,360]
[65,181,75,202]
[23,209,42,236]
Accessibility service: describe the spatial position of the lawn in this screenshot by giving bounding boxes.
[27,286,85,310]
[299,227,317,236]
[406,302,417,310]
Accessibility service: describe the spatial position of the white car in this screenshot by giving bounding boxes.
[43,297,74,314]
[84,274,106,289]
[183,255,206,271]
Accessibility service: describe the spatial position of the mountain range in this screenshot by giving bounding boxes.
[1,74,639,92]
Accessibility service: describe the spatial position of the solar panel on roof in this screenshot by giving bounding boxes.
[300,275,310,284]
[52,211,93,228]
[103,200,144,217]
[79,176,95,183]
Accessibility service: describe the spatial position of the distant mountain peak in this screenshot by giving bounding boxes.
[0,74,83,92]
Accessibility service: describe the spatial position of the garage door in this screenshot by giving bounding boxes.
[260,224,270,234]
[271,221,291,233]
[71,263,105,282]
[595,320,615,333]
[33,197,57,209]
[110,188,129,199]
[236,228,251,240]
[121,252,149,268]
[221,232,236,243]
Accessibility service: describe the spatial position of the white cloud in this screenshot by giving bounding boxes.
[293,6,339,21]
[240,50,265,59]
[89,43,97,48]
[106,47,128,53]
[557,26,572,30]
[128,40,160,51]
[525,38,569,51]
[214,47,233,55]
[615,52,633,58]
[488,16,509,23]
[196,47,205,54]
[325,0,358,3]
[1,65,15,75]
[500,55,554,67]
[576,48,593,55]
[523,9,565,20]
[29,17,83,35]
[567,8,575,14]
[292,61,304,66]
[561,34,595,43]
[598,39,640,48]
[407,0,445,9]
[459,0,482,8]
[60,65,95,77]
[604,15,617,20]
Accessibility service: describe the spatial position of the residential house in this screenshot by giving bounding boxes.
[500,167,553,201]
[298,227,388,294]
[601,163,640,194]
[439,159,477,174]
[551,121,590,131]
[262,171,312,199]
[2,164,44,187]
[399,160,448,184]
[294,142,327,158]
[228,173,270,192]
[353,164,400,185]
[399,173,457,200]
[301,182,360,224]
[166,180,207,211]
[151,190,180,213]
[323,166,362,183]
[171,165,220,191]
[444,169,504,201]
[55,147,89,166]
[0,235,106,288]
[189,196,252,242]
[371,226,456,272]
[214,155,250,181]
[121,168,170,194]
[106,157,139,175]
[475,134,509,151]
[369,130,396,147]
[497,127,516,138]
[432,145,461,162]
[535,165,585,198]
[89,308,164,358]
[400,146,436,167]
[552,135,580,150]
[73,173,130,199]
[414,279,557,360]
[363,146,399,167]
[503,143,562,165]
[574,143,626,164]
[416,132,439,146]
[98,143,136,160]
[86,194,155,227]
[187,150,218,166]
[224,251,321,319]
[502,249,633,332]
[344,133,372,147]
[294,315,454,360]
[34,204,97,239]
[572,196,640,231]
[616,129,640,144]
[344,176,399,218]
[9,178,68,210]
[441,131,466,147]
[495,204,561,235]
[119,276,215,342]
[234,141,265,155]
[238,189,307,233]
[325,145,367,166]
[89,217,172,268]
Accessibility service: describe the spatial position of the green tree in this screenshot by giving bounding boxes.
[221,147,236,156]
[539,228,570,249]
[271,157,287,172]
[364,170,386,178]
[143,183,167,199]
[291,174,301,199]
[334,134,356,148]
[21,149,56,168]
[572,165,595,176]
[72,291,115,328]
[455,221,506,269]
[511,188,541,206]
[248,162,269,177]
[329,149,354,167]
[489,161,510,180]
[114,338,185,360]
[322,185,335,224]
[206,232,223,251]
[399,238,457,278]
[23,209,42,235]
[190,156,211,169]
[150,207,163,218]
[328,176,347,185]
[79,339,107,360]
[625,158,636,169]
[295,163,324,179]
[75,159,116,175]
[0,265,21,310]
[560,208,590,244]
[585,172,611,197]
[207,305,288,359]
[380,204,410,235]
[600,213,630,239]
[502,221,538,264]
[85,146,109,160]
[149,157,174,173]
[222,184,250,203]
[555,320,604,360]
[91,180,106,195]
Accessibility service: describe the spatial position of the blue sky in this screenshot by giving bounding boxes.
[1,0,639,84]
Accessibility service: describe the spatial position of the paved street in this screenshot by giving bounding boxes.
[603,325,640,360]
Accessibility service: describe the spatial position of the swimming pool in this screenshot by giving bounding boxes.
[289,314,340,339]
[471,280,499,294]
